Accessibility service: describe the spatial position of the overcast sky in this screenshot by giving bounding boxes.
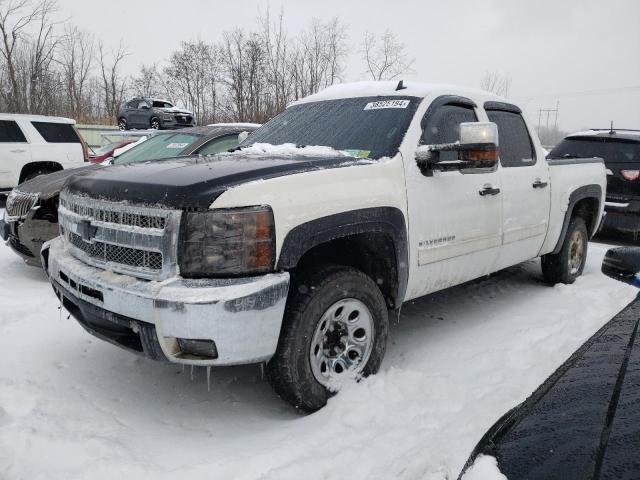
[58,0,640,132]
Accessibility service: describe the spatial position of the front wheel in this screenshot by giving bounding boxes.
[541,216,588,284]
[150,117,160,130]
[267,265,389,412]
[118,118,127,131]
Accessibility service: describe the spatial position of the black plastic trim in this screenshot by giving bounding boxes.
[483,101,522,114]
[551,184,603,254]
[420,95,477,131]
[277,207,408,306]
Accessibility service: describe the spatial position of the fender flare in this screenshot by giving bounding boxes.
[551,184,602,255]
[277,207,409,306]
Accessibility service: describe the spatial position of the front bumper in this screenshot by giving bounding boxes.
[2,210,58,266]
[160,116,195,129]
[43,237,290,366]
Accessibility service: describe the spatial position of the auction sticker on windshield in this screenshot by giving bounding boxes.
[166,143,189,149]
[364,99,410,110]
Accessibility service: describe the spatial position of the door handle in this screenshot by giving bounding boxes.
[10,149,26,153]
[532,179,548,189]
[479,186,501,196]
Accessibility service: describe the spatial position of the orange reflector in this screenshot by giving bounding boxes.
[467,148,499,162]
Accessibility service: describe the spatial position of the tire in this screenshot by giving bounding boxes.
[267,264,389,412]
[23,168,53,182]
[541,216,588,285]
[118,118,128,131]
[150,117,160,130]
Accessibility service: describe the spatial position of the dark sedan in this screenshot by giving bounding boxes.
[1,124,258,266]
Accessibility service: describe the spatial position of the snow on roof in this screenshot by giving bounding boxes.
[293,81,504,105]
[567,129,640,139]
[0,113,75,123]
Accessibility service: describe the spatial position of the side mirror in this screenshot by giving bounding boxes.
[602,247,640,287]
[416,122,499,176]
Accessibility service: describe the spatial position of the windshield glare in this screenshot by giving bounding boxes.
[113,133,200,165]
[242,96,419,160]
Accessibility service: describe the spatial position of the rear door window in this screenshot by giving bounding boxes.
[194,135,240,155]
[31,122,80,143]
[0,120,27,143]
[486,110,535,167]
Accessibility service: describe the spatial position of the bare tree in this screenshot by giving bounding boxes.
[98,40,128,120]
[0,0,58,112]
[259,7,292,115]
[290,17,347,99]
[164,40,222,125]
[480,71,512,98]
[131,63,160,98]
[59,25,94,120]
[362,30,414,81]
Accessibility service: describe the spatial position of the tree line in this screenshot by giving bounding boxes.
[0,0,416,125]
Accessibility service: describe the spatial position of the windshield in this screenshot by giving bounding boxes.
[152,100,173,108]
[242,96,419,160]
[549,137,640,164]
[113,132,200,165]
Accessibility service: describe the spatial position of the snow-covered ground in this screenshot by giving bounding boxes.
[0,239,636,480]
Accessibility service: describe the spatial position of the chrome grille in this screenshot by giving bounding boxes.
[58,190,181,280]
[68,232,163,271]
[59,196,166,229]
[5,190,39,220]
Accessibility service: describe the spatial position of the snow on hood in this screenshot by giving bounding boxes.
[158,106,194,115]
[234,143,350,157]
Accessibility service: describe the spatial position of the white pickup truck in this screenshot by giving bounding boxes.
[42,81,606,411]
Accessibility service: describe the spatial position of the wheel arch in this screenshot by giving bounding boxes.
[19,161,63,183]
[551,184,602,255]
[277,207,408,310]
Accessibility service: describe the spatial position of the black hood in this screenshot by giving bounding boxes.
[64,153,364,209]
[17,165,102,200]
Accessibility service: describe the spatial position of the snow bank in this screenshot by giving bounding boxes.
[0,236,635,480]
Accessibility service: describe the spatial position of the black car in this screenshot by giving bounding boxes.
[0,124,258,265]
[549,129,640,235]
[117,98,195,131]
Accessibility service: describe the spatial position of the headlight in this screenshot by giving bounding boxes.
[179,206,275,277]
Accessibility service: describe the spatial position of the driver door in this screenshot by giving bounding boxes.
[403,98,503,300]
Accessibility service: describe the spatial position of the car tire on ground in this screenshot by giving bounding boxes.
[267,264,389,412]
[118,118,128,131]
[541,216,588,285]
[150,117,160,130]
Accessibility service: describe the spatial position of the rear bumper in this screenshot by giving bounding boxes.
[43,237,290,366]
[604,199,640,232]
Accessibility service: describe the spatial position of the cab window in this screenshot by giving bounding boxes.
[486,110,535,167]
[421,104,477,162]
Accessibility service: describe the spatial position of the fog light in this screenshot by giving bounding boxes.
[177,338,219,358]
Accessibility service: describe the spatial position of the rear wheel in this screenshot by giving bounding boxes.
[267,265,389,412]
[541,216,588,284]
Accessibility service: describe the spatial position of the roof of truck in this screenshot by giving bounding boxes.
[0,113,75,123]
[567,129,640,142]
[293,81,505,105]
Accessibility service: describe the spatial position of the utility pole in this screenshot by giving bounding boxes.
[537,101,560,134]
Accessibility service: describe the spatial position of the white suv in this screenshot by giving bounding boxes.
[0,114,88,193]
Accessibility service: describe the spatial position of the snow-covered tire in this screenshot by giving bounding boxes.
[267,265,388,412]
[541,216,588,285]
